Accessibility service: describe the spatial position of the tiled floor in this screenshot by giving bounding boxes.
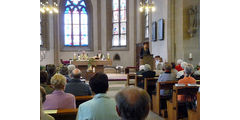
[106,81,164,120]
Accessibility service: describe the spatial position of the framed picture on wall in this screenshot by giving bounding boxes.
[158,19,164,40]
[152,21,157,41]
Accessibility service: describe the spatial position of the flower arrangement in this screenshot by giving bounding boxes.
[87,58,95,71]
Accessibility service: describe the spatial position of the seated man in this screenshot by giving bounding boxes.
[157,63,176,109]
[115,87,150,120]
[65,68,91,96]
[158,63,176,96]
[76,73,120,120]
[43,74,76,110]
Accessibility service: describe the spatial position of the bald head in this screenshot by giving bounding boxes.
[115,87,150,120]
[72,68,82,79]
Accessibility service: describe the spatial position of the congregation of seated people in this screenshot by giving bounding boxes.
[40,60,200,120]
[40,64,151,120]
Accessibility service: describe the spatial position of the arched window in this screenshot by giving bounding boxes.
[64,0,88,46]
[112,0,127,47]
[144,0,149,39]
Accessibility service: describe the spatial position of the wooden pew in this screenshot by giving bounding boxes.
[167,85,199,120]
[75,95,93,107]
[125,66,138,74]
[196,80,200,84]
[152,81,178,117]
[134,74,143,87]
[45,109,78,120]
[126,74,136,86]
[144,77,159,91]
[188,92,200,120]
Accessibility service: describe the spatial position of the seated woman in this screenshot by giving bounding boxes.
[175,59,184,72]
[176,62,188,80]
[40,86,55,120]
[178,64,196,86]
[137,64,156,97]
[43,74,76,110]
[177,64,197,117]
[40,71,54,94]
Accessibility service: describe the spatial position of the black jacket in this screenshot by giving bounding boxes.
[140,48,151,59]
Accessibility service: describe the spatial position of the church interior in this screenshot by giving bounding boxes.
[40,0,200,119]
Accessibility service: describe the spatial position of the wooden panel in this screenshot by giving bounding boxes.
[167,86,199,120]
[152,81,178,115]
[75,96,93,107]
[126,74,136,86]
[71,60,112,66]
[144,77,158,91]
[188,92,200,120]
[47,109,78,120]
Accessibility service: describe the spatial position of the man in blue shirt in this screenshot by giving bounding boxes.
[76,72,120,120]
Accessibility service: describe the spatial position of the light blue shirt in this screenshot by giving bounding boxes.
[76,93,120,120]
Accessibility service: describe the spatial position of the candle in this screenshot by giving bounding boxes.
[189,53,192,59]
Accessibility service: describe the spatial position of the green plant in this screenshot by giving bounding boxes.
[88,58,95,67]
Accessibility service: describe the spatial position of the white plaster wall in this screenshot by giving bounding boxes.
[150,0,200,66]
[151,0,169,62]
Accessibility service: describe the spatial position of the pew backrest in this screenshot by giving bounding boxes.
[75,95,93,107]
[45,109,78,120]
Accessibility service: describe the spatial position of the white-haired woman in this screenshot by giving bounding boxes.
[176,62,188,80]
[136,65,145,75]
[43,74,76,110]
[137,64,156,97]
[175,59,184,71]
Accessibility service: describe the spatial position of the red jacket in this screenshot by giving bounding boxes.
[175,64,183,71]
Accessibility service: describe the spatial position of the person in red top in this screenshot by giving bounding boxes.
[175,59,184,71]
[178,64,196,101]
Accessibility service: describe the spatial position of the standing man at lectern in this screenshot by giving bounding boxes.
[140,42,151,59]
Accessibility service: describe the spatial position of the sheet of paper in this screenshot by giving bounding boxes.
[44,110,57,114]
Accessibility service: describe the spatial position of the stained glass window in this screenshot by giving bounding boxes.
[112,0,127,47]
[145,0,149,39]
[64,0,88,46]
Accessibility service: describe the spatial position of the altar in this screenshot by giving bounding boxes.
[71,60,112,80]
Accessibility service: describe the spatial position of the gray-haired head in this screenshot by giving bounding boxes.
[181,62,188,70]
[144,64,151,71]
[71,68,82,79]
[163,63,172,72]
[177,59,183,65]
[67,64,76,74]
[115,87,150,120]
[139,65,145,71]
[184,64,194,77]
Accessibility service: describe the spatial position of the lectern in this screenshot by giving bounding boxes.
[139,55,155,70]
